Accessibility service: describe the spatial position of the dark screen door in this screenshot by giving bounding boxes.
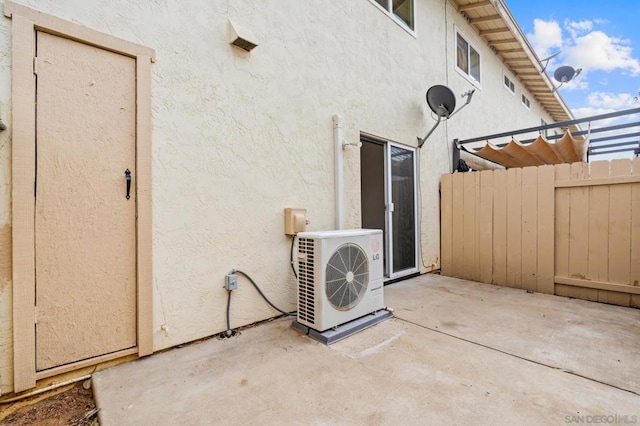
[361,137,418,279]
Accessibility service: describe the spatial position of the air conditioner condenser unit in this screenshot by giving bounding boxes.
[295,229,385,333]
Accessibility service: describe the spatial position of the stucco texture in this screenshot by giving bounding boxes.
[0,0,555,393]
[0,1,12,394]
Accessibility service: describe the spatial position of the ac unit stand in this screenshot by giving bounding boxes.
[291,309,393,345]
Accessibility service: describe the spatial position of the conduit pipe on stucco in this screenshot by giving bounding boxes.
[333,114,344,230]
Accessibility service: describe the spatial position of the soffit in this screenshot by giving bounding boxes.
[451,0,574,123]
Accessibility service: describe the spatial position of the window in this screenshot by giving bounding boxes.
[456,32,480,83]
[503,75,515,94]
[541,118,548,137]
[521,94,531,109]
[373,0,415,30]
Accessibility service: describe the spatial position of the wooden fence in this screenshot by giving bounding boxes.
[440,159,640,308]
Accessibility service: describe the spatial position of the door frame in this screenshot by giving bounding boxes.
[6,1,155,392]
[360,133,420,281]
[385,141,420,280]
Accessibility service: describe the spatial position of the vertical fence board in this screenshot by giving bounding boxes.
[479,171,494,284]
[506,168,522,288]
[601,159,633,306]
[568,163,596,301]
[451,174,464,278]
[492,170,508,286]
[588,161,610,300]
[521,167,538,291]
[463,172,477,281]
[554,164,571,297]
[536,165,555,294]
[631,158,640,308]
[507,169,522,288]
[474,172,481,283]
[440,174,453,276]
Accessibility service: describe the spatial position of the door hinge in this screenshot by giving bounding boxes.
[33,56,38,75]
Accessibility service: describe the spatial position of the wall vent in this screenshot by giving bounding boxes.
[229,20,258,52]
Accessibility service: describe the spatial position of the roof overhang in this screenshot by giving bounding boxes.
[452,0,574,123]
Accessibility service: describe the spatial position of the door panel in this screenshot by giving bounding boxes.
[390,145,417,274]
[360,140,388,276]
[35,32,137,371]
[361,136,418,280]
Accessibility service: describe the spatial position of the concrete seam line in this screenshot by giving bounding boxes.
[394,316,640,397]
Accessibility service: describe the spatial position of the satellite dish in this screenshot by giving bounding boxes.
[418,85,475,147]
[554,66,579,83]
[551,65,582,93]
[426,85,456,117]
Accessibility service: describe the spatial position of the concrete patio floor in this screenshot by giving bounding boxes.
[93,274,640,425]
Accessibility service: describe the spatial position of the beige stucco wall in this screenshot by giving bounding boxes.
[0,0,556,393]
[0,2,12,394]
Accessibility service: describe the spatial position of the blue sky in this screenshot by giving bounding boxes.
[505,0,640,159]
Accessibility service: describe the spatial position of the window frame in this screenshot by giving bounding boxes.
[521,93,531,110]
[455,29,481,87]
[369,0,416,34]
[540,118,549,138]
[503,73,515,95]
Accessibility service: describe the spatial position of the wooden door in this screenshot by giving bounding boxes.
[35,31,137,371]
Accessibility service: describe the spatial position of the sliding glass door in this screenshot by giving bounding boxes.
[361,137,419,280]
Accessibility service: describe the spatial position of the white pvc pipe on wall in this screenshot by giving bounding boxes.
[333,114,344,230]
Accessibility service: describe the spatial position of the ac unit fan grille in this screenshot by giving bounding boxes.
[326,243,369,311]
[297,237,315,323]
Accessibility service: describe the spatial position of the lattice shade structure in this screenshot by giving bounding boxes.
[464,130,587,169]
[454,108,640,171]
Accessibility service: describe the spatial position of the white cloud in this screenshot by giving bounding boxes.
[571,106,615,119]
[562,78,589,91]
[566,31,640,76]
[565,20,593,38]
[570,107,635,130]
[526,16,639,137]
[527,19,562,58]
[527,19,640,78]
[572,104,639,128]
[586,91,636,109]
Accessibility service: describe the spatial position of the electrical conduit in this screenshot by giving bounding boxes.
[333,114,344,230]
